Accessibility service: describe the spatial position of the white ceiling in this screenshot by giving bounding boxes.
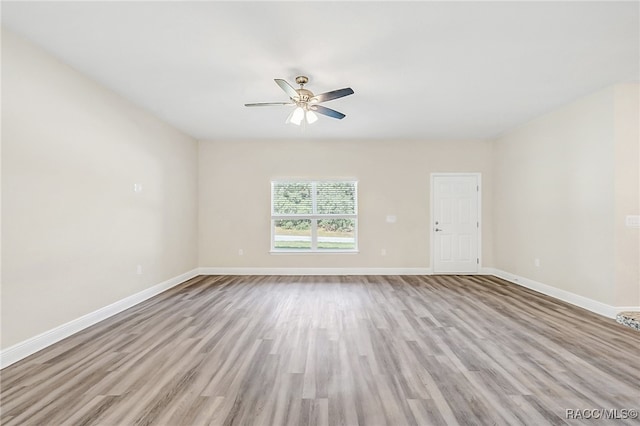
[2,1,638,141]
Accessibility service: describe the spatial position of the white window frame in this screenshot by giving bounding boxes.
[270,180,358,253]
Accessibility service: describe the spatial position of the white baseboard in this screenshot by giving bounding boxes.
[0,268,200,369]
[485,268,639,319]
[198,267,432,276]
[615,306,640,314]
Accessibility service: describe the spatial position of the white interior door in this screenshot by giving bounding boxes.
[432,174,480,274]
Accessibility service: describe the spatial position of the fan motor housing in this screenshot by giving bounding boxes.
[296,88,314,102]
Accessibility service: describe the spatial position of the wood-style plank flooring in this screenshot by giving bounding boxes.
[1,275,639,425]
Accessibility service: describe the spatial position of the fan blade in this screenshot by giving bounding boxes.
[274,79,299,99]
[245,102,295,107]
[311,87,354,103]
[311,105,346,120]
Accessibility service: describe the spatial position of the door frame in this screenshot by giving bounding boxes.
[430,172,482,274]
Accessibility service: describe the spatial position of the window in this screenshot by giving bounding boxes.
[271,180,358,252]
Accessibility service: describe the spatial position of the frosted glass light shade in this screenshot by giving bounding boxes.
[290,107,304,125]
[306,110,318,124]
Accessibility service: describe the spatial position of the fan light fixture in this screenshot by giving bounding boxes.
[287,107,318,126]
[288,107,305,125]
[305,110,318,124]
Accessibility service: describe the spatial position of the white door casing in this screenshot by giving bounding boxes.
[431,173,480,274]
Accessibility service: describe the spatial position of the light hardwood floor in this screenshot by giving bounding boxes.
[1,275,639,425]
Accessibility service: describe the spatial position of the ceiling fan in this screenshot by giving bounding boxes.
[245,76,354,126]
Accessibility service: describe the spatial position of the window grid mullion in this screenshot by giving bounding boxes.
[271,214,357,220]
[311,182,318,249]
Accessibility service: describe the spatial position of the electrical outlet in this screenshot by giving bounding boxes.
[534,258,540,267]
[625,215,640,228]
[136,264,143,275]
[238,249,244,256]
[133,183,143,193]
[381,248,387,256]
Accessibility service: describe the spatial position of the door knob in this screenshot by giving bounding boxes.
[435,228,443,232]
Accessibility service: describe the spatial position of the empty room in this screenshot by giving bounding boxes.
[1,1,639,425]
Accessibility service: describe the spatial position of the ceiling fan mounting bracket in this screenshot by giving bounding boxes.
[295,75,309,86]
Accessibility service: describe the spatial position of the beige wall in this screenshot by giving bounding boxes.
[493,85,639,307]
[1,30,199,349]
[198,139,493,269]
[614,84,640,307]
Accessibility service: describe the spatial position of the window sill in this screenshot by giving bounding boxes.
[270,250,359,255]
